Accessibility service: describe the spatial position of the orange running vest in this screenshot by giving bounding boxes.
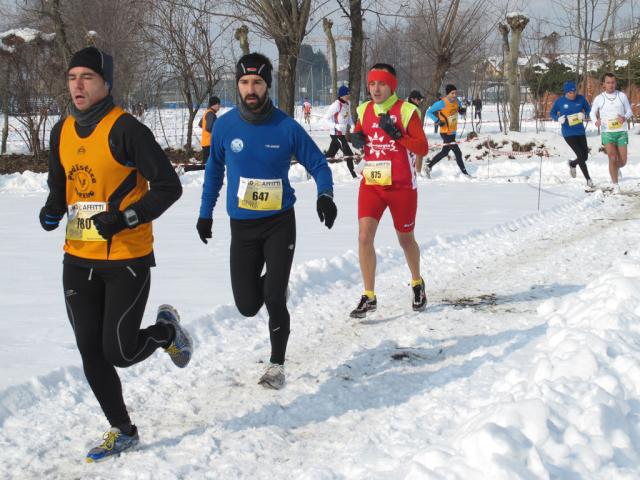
[200,108,215,147]
[60,106,153,260]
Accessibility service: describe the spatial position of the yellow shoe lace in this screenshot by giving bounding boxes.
[99,430,120,451]
[165,343,180,357]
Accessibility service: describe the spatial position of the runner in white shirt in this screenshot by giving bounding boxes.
[324,85,357,177]
[590,72,633,193]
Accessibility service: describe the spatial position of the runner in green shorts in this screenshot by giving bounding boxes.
[591,72,633,193]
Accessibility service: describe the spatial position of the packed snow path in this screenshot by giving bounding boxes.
[2,190,640,479]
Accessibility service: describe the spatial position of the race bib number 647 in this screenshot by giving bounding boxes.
[237,177,283,211]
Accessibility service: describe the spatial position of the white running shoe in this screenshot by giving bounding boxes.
[424,165,432,179]
[586,179,594,188]
[568,160,576,178]
[258,363,285,390]
[612,184,621,194]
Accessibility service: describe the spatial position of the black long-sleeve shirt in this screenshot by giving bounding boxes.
[45,109,182,268]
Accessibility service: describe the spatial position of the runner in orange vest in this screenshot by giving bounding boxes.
[425,84,470,178]
[38,47,191,462]
[349,63,429,318]
[200,95,221,164]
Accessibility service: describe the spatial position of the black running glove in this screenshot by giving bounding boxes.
[350,131,367,149]
[317,193,337,229]
[39,207,64,231]
[197,217,213,244]
[437,119,446,126]
[378,113,402,140]
[91,211,127,239]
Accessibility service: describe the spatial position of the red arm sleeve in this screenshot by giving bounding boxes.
[397,112,428,156]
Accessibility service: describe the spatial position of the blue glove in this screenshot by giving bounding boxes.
[39,207,63,231]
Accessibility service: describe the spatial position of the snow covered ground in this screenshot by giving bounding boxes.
[2,106,640,478]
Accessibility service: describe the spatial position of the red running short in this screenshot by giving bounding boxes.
[358,185,418,232]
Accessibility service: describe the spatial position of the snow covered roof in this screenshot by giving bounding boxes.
[0,28,55,54]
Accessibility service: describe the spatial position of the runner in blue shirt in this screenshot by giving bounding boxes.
[550,80,593,187]
[197,53,337,390]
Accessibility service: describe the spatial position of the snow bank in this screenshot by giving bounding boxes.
[0,171,47,194]
[407,253,640,479]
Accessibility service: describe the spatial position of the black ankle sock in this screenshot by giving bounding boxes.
[115,423,135,436]
[163,324,176,347]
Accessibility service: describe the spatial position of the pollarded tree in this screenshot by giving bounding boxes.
[502,12,529,132]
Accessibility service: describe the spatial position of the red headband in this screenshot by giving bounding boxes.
[367,69,397,92]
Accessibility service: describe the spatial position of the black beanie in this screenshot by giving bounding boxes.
[445,84,457,95]
[236,53,272,88]
[68,47,114,91]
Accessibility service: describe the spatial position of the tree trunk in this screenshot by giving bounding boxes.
[506,14,529,132]
[49,0,73,64]
[348,0,363,121]
[426,59,450,104]
[323,18,338,100]
[1,64,9,155]
[276,40,299,117]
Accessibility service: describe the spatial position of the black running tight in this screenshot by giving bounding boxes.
[564,135,591,180]
[230,208,296,365]
[63,264,172,427]
[428,134,468,174]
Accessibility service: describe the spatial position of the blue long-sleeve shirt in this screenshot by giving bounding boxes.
[199,107,333,220]
[427,99,448,123]
[549,94,591,137]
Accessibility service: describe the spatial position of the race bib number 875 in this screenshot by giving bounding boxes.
[363,160,392,186]
[66,202,107,242]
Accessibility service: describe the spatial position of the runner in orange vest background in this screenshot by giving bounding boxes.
[200,95,221,164]
[425,84,470,178]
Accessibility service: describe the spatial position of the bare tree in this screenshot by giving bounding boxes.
[227,0,314,116]
[409,0,493,103]
[1,28,59,157]
[234,24,250,55]
[144,0,228,151]
[323,17,338,99]
[501,12,529,132]
[336,0,364,119]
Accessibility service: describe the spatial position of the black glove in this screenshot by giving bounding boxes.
[91,211,127,239]
[378,113,402,140]
[197,217,213,244]
[39,207,64,231]
[437,119,446,126]
[459,107,467,115]
[317,193,337,229]
[350,131,367,149]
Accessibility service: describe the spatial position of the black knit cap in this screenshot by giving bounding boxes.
[409,90,424,100]
[236,53,272,88]
[445,84,457,94]
[68,47,114,90]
